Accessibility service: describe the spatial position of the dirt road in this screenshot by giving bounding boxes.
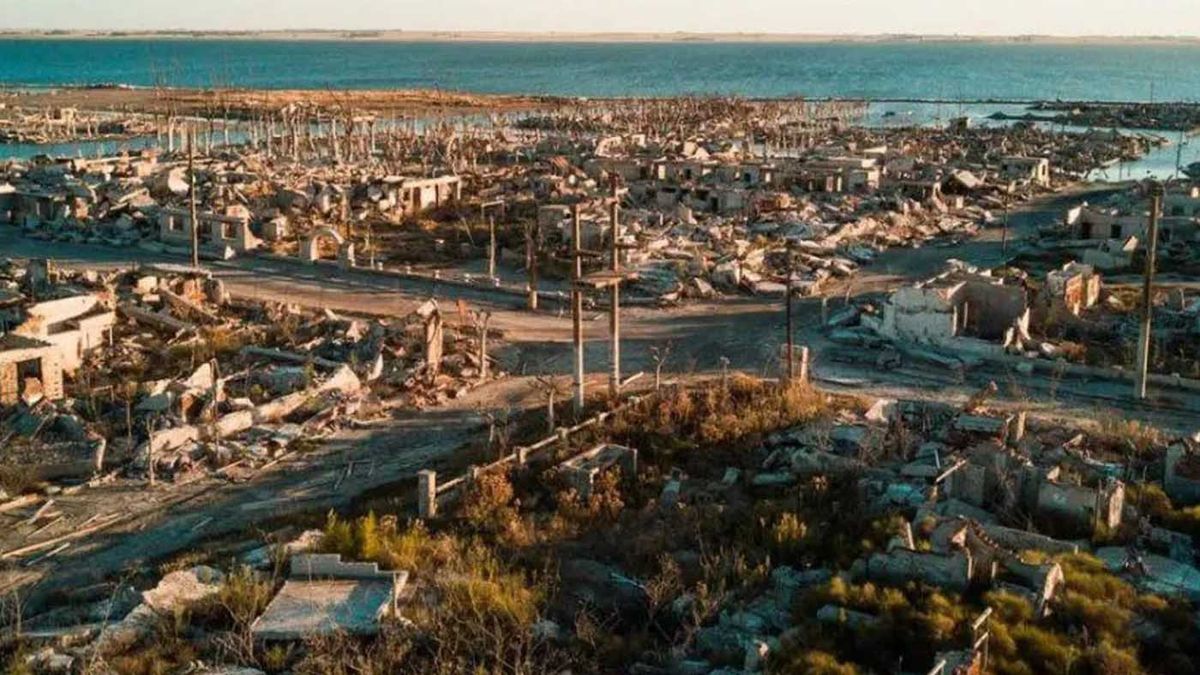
[2,182,1195,616]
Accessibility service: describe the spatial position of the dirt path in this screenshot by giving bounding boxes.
[0,386,499,613]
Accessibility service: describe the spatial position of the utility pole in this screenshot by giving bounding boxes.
[488,215,497,279]
[785,243,795,381]
[1000,201,1009,256]
[525,222,539,310]
[608,177,622,399]
[479,200,504,282]
[1175,129,1185,180]
[188,124,199,269]
[571,204,585,412]
[1135,182,1164,400]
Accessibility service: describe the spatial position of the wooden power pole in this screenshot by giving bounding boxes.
[608,178,622,399]
[785,253,795,381]
[1134,182,1164,400]
[571,204,585,412]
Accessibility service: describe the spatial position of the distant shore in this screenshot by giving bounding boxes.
[1,30,1199,45]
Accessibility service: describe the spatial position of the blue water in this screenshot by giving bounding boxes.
[1,39,1199,101]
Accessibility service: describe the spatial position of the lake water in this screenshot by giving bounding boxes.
[1,39,1199,101]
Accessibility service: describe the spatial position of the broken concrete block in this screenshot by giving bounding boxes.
[210,409,255,440]
[816,604,881,629]
[558,444,637,500]
[1164,446,1200,506]
[857,549,972,592]
[864,398,897,424]
[133,275,159,294]
[23,648,74,674]
[752,472,796,488]
[830,425,870,456]
[252,554,408,640]
[93,603,161,655]
[139,424,200,460]
[182,362,215,390]
[826,306,860,328]
[141,565,225,614]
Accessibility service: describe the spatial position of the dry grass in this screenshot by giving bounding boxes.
[608,376,831,471]
[1094,415,1164,456]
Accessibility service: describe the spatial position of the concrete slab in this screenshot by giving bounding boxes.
[250,577,403,640]
[251,554,408,641]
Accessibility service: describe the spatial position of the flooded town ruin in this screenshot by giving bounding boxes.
[1,81,1200,674]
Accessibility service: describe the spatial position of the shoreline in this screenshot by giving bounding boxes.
[4,86,1199,109]
[1,30,1199,46]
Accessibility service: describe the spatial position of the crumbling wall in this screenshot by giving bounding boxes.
[1164,446,1200,506]
[860,549,972,592]
[1003,559,1064,615]
[957,280,1028,341]
[1036,479,1124,533]
[979,523,1080,556]
[208,217,261,253]
[881,286,958,343]
[0,360,17,406]
[301,227,345,262]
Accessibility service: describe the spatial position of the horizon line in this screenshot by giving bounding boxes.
[2,29,1199,42]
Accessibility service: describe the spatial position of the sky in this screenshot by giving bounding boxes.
[2,0,1199,36]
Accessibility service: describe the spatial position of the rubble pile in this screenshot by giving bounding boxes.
[0,261,499,490]
[0,94,1163,309]
[0,104,159,144]
[6,373,1200,674]
[1051,179,1200,274]
[578,394,1200,673]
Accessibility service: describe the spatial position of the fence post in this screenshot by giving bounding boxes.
[417,470,437,519]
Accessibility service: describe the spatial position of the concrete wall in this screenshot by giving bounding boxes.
[1036,480,1123,533]
[862,549,972,592]
[1164,446,1200,506]
[209,218,260,253]
[17,295,100,336]
[15,296,115,373]
[0,360,17,405]
[881,285,958,343]
[980,524,1080,556]
[957,280,1028,341]
[158,209,194,244]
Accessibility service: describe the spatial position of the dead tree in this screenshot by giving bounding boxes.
[533,375,569,433]
[649,342,673,392]
[470,310,493,381]
[477,407,512,456]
